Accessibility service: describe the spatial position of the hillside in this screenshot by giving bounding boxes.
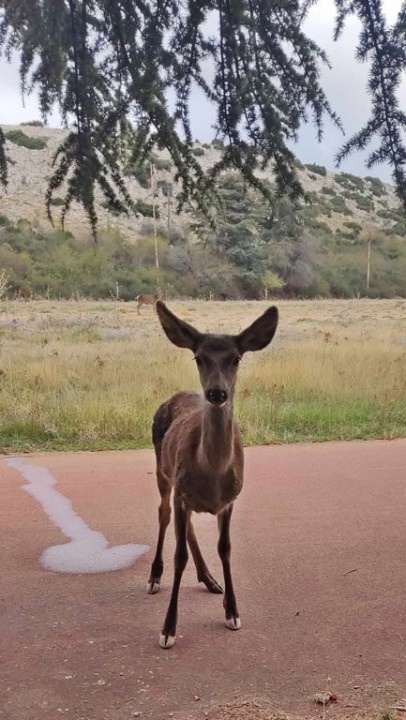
[0,124,405,300]
[0,123,403,238]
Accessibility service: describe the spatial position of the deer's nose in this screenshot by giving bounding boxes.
[205,388,228,405]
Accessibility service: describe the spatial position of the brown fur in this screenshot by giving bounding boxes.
[148,301,278,648]
[135,294,159,315]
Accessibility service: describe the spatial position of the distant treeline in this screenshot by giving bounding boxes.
[0,173,405,300]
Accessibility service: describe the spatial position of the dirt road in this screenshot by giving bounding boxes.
[1,440,405,720]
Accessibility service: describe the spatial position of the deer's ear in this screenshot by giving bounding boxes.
[156,301,202,351]
[235,306,278,354]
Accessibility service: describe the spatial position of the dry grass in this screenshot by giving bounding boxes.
[0,298,405,452]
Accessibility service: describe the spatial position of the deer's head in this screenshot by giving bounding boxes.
[156,302,278,407]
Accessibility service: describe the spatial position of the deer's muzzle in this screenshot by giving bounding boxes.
[205,388,228,405]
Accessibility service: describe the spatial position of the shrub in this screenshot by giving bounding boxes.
[134,200,160,219]
[304,163,327,177]
[20,120,44,127]
[192,147,205,157]
[211,138,224,150]
[340,172,365,191]
[344,221,362,234]
[321,186,336,196]
[49,197,65,207]
[5,129,48,150]
[353,194,374,212]
[157,180,173,197]
[330,195,353,215]
[390,222,406,236]
[334,175,351,189]
[131,164,150,188]
[150,154,173,172]
[365,176,387,197]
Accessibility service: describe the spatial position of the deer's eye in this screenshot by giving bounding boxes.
[233,356,241,367]
[194,356,203,368]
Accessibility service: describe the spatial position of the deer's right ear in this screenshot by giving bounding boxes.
[156,301,202,352]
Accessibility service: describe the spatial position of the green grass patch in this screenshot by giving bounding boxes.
[1,314,405,453]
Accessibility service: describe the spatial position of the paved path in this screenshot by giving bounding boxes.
[1,441,406,720]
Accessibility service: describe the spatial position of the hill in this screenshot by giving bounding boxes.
[0,123,403,237]
[0,123,405,300]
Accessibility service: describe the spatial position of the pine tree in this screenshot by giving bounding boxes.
[0,0,405,236]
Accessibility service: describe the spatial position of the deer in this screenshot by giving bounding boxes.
[148,301,278,648]
[135,293,159,315]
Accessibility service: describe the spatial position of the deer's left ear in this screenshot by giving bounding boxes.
[235,306,278,354]
[156,301,203,352]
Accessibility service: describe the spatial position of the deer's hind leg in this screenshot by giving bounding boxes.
[187,518,223,594]
[147,468,172,594]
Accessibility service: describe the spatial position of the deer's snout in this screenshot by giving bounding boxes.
[205,388,228,405]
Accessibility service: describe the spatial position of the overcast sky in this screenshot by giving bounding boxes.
[0,0,403,183]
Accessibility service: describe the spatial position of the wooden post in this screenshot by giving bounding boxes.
[150,163,161,294]
[366,232,371,291]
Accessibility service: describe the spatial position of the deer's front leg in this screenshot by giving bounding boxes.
[218,503,241,631]
[159,496,190,649]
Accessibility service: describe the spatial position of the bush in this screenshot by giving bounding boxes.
[150,154,172,172]
[340,173,365,191]
[212,138,224,150]
[192,147,205,157]
[49,197,65,207]
[304,163,327,177]
[321,186,336,196]
[5,129,48,150]
[353,194,374,212]
[365,176,387,197]
[344,221,362,234]
[157,180,173,197]
[134,200,160,219]
[20,120,44,127]
[131,164,150,188]
[330,195,353,215]
[334,175,351,189]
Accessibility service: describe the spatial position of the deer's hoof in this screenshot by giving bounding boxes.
[159,633,176,649]
[200,574,223,594]
[226,617,241,631]
[147,580,160,594]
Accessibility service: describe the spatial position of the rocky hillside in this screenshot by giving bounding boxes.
[0,123,403,239]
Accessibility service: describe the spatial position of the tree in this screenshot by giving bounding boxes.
[1,1,406,237]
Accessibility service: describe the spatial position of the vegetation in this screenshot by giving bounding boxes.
[0,298,404,453]
[20,120,44,127]
[1,167,406,300]
[1,1,406,234]
[305,164,327,177]
[5,129,48,150]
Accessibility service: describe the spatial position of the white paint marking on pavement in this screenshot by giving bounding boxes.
[6,457,149,574]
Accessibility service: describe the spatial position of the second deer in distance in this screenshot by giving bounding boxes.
[135,293,159,315]
[148,301,279,648]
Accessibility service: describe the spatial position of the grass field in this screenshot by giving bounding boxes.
[0,298,405,453]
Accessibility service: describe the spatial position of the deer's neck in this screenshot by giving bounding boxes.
[198,400,235,473]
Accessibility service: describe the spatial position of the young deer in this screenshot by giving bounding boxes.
[149,301,278,648]
[135,294,159,315]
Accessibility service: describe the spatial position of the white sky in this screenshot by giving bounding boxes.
[0,0,403,182]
